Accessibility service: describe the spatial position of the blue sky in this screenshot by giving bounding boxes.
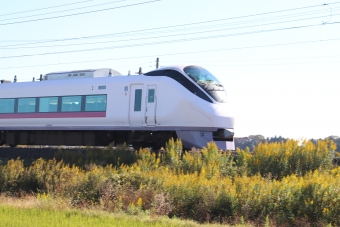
[0,0,340,139]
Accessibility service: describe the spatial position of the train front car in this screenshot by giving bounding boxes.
[144,65,234,150]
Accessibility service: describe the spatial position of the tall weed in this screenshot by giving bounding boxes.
[0,138,338,226]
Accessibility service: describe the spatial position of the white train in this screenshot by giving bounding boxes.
[0,65,234,150]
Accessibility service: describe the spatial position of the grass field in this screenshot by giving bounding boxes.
[0,197,251,227]
[0,205,180,227]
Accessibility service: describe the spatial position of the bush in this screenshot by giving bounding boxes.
[244,139,335,179]
[0,138,339,226]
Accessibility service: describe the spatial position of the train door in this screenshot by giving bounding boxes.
[129,84,144,126]
[145,85,157,126]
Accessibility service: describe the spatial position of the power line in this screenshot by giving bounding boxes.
[1,1,339,47]
[0,0,127,22]
[0,0,93,17]
[1,21,339,59]
[202,60,340,67]
[161,54,340,63]
[2,6,337,48]
[1,37,340,70]
[0,0,160,26]
[0,60,149,75]
[3,11,340,50]
[0,3,335,31]
[0,39,55,43]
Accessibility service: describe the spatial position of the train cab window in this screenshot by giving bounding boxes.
[134,89,142,111]
[148,89,155,103]
[85,95,107,111]
[18,98,36,113]
[184,66,227,103]
[39,97,58,112]
[0,99,15,113]
[61,96,82,112]
[163,70,212,103]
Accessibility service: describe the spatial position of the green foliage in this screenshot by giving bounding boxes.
[160,138,183,168]
[0,158,25,192]
[0,138,339,226]
[245,139,335,179]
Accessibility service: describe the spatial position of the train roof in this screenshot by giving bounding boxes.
[145,65,204,74]
[44,68,120,75]
[152,65,188,71]
[44,68,122,81]
[0,65,202,85]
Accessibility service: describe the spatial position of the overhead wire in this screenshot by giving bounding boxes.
[1,37,340,70]
[0,3,334,30]
[1,1,340,72]
[1,1,340,47]
[0,0,93,17]
[161,54,340,63]
[0,0,127,22]
[200,60,340,67]
[0,0,161,26]
[1,21,340,59]
[2,10,340,50]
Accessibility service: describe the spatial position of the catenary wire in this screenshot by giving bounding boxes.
[0,4,335,31]
[1,21,339,59]
[2,11,340,50]
[0,0,160,26]
[0,0,93,17]
[1,5,335,46]
[0,0,127,22]
[1,1,339,47]
[161,54,340,63]
[1,37,340,70]
[1,5,337,47]
[200,60,340,67]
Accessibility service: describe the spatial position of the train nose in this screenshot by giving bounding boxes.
[210,104,235,128]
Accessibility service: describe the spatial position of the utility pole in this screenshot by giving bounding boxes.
[155,57,159,69]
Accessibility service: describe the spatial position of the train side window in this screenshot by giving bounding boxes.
[39,97,58,112]
[148,89,155,103]
[134,89,142,111]
[163,70,212,103]
[18,98,36,113]
[0,99,15,113]
[85,95,107,111]
[61,96,82,112]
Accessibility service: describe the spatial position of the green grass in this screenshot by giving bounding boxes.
[0,205,181,227]
[0,203,249,227]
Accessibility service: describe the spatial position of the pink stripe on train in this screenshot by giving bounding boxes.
[0,112,106,119]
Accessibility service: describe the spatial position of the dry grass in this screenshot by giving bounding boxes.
[0,193,70,210]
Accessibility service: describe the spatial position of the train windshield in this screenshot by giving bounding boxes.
[183,66,227,103]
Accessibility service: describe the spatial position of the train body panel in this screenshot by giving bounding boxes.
[0,65,234,149]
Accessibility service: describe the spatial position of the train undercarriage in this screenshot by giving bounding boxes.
[0,130,177,149]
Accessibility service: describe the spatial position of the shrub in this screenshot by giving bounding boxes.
[0,138,339,226]
[246,139,335,179]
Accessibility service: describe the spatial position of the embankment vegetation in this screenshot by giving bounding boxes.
[0,139,339,226]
